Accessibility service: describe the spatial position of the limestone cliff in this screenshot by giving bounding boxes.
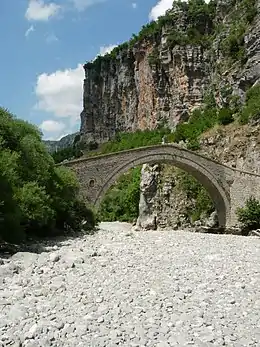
[80,0,260,146]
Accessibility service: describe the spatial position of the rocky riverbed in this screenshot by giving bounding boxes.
[0,222,259,347]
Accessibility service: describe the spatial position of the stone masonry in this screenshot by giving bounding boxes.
[61,144,260,228]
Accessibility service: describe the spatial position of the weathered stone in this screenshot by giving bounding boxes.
[49,253,60,263]
[136,164,160,230]
[205,211,219,228]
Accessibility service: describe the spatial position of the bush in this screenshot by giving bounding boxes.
[217,108,234,125]
[98,167,141,222]
[176,170,214,222]
[236,196,260,231]
[52,146,83,164]
[173,108,218,145]
[0,107,96,243]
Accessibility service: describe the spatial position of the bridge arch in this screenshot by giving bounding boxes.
[94,151,231,227]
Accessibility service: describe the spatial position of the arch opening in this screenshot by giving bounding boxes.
[95,153,231,228]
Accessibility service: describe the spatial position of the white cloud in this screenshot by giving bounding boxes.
[99,44,117,56]
[25,25,35,37]
[149,0,173,21]
[70,0,106,11]
[35,64,84,119]
[40,120,78,140]
[149,0,210,20]
[132,3,137,9]
[34,44,117,139]
[46,33,59,44]
[25,0,61,21]
[40,120,66,133]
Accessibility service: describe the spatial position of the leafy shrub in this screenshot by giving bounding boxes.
[176,170,214,222]
[88,128,174,156]
[221,24,246,62]
[217,108,234,125]
[88,141,98,151]
[0,107,96,243]
[236,196,260,231]
[173,108,218,145]
[148,48,160,66]
[52,146,82,164]
[241,0,257,23]
[203,90,217,109]
[98,167,141,222]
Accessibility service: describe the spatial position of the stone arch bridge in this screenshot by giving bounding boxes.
[61,144,260,228]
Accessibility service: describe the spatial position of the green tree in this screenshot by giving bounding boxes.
[237,197,260,231]
[0,107,96,243]
[99,167,141,222]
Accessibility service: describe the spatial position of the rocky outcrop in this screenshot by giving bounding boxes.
[199,123,260,173]
[79,0,260,146]
[136,164,207,230]
[80,41,210,145]
[44,132,79,153]
[136,164,159,230]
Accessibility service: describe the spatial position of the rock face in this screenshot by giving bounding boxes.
[136,164,212,230]
[44,132,79,153]
[136,164,160,230]
[79,0,260,146]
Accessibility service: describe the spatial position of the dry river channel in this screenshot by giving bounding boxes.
[0,222,259,347]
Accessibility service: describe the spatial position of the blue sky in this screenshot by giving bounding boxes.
[0,0,174,140]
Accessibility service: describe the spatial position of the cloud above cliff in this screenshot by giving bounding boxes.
[40,119,66,133]
[99,44,117,56]
[149,0,210,20]
[35,64,84,119]
[25,0,61,21]
[25,0,108,21]
[149,0,173,20]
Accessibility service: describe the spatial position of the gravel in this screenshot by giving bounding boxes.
[0,222,259,347]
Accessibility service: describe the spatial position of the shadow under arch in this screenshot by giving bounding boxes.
[94,152,231,228]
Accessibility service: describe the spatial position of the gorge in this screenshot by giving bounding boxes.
[60,0,260,230]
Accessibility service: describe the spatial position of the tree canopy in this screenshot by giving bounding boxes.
[0,108,96,243]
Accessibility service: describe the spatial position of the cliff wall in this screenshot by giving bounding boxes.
[80,0,260,146]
